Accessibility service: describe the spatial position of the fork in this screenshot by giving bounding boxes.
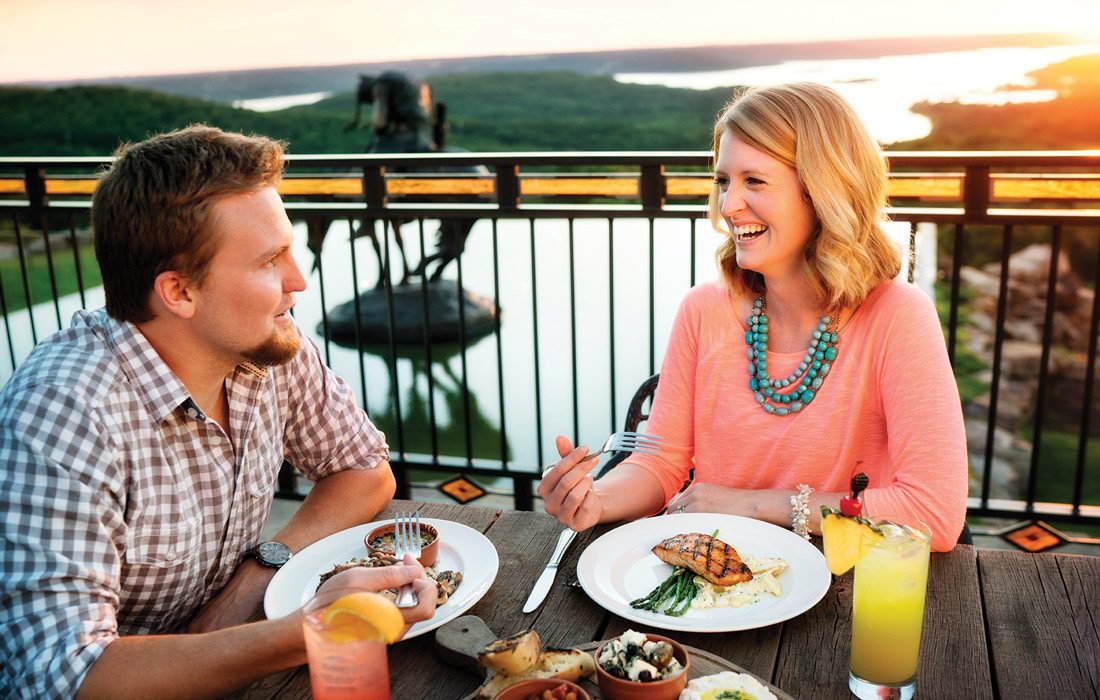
[544,431,662,473]
[393,510,421,608]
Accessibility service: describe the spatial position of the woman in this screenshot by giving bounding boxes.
[538,82,967,552]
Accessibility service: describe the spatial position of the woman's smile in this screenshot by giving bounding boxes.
[732,223,769,243]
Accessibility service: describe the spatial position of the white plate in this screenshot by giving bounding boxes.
[577,513,829,632]
[263,518,499,640]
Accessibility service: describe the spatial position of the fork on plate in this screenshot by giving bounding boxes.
[544,431,661,474]
[393,510,421,608]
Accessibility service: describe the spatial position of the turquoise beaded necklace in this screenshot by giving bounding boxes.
[745,293,839,416]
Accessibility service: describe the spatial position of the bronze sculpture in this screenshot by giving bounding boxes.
[330,71,483,287]
[320,71,496,346]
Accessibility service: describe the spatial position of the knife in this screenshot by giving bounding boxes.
[522,528,578,613]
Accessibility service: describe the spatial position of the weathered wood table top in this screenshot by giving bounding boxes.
[239,500,1100,699]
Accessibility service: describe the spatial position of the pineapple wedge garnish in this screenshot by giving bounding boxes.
[820,506,884,576]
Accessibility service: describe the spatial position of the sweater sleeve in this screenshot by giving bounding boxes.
[859,284,969,551]
[625,286,705,504]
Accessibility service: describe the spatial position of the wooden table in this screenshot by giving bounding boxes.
[240,500,1100,699]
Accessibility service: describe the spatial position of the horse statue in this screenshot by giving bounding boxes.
[313,71,482,287]
[318,71,496,346]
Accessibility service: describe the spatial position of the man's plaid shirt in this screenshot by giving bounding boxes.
[0,309,388,697]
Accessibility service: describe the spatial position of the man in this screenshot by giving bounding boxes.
[0,126,436,698]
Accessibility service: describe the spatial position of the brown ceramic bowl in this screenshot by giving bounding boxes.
[492,678,591,700]
[594,633,690,700]
[364,521,439,568]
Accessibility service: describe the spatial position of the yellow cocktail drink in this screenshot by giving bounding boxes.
[849,518,931,696]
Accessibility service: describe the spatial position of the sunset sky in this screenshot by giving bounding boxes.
[5,0,1100,83]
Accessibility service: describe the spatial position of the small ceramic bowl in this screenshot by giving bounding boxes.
[594,633,690,700]
[364,521,439,567]
[492,678,591,700]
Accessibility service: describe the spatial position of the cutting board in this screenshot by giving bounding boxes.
[435,615,794,699]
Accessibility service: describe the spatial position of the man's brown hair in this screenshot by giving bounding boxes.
[92,125,286,323]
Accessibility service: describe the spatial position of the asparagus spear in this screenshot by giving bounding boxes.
[629,567,680,609]
[667,569,698,616]
[630,568,680,610]
[630,567,698,616]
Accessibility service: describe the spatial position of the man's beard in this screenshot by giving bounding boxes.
[242,327,300,367]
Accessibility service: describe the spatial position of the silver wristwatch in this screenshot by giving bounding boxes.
[245,541,293,569]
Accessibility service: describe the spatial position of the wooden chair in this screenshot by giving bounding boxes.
[596,373,659,478]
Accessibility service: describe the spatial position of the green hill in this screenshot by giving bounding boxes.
[0,73,733,156]
[0,85,365,156]
[436,72,729,151]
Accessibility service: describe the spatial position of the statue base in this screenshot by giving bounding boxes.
[321,279,498,346]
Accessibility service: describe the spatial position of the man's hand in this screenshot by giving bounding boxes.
[318,554,438,632]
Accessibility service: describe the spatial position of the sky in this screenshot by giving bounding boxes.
[5,0,1100,83]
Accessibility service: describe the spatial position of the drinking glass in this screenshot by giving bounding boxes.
[848,515,931,700]
[302,585,392,700]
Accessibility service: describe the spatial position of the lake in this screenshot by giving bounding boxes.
[233,91,333,112]
[615,44,1100,144]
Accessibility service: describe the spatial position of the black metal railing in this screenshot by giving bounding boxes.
[1,150,1098,529]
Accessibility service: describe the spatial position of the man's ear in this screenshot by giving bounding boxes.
[151,270,196,319]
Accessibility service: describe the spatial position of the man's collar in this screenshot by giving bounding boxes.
[78,309,274,422]
[91,310,195,424]
[237,362,268,379]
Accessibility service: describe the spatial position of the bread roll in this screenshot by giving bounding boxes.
[476,648,595,698]
[477,629,541,675]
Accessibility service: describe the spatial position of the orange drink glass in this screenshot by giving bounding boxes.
[302,586,393,700]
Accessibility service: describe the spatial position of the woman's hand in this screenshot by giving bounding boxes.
[318,554,438,630]
[537,435,603,531]
[664,484,752,517]
[667,484,842,536]
[666,482,777,520]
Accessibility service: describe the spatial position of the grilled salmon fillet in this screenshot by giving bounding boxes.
[652,532,753,586]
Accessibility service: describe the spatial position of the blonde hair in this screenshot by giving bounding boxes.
[709,82,899,310]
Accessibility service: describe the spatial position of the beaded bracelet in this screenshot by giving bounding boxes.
[790,484,814,540]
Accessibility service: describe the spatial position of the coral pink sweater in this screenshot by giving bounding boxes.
[629,279,968,551]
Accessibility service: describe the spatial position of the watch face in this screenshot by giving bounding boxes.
[257,541,292,566]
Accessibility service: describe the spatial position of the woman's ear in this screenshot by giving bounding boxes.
[150,270,196,319]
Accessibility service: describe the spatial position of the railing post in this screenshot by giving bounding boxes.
[963,165,990,222]
[496,164,519,210]
[24,167,47,215]
[362,165,387,209]
[513,475,534,511]
[640,164,666,212]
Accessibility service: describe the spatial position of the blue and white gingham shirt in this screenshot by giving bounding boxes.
[0,309,388,698]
